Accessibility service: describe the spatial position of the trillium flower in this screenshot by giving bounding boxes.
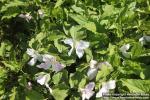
[120,44,130,58]
[26,48,42,66]
[80,82,95,100]
[18,13,32,22]
[139,36,150,45]
[96,80,116,98]
[36,74,52,93]
[87,60,112,80]
[36,54,54,70]
[37,54,64,72]
[64,38,89,58]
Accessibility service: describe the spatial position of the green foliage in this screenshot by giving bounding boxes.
[0,0,150,99]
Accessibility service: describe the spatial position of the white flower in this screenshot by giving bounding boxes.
[52,62,64,73]
[37,54,64,72]
[80,82,95,100]
[87,60,98,80]
[27,81,32,90]
[18,13,32,22]
[139,36,150,45]
[64,38,89,58]
[120,44,130,58]
[36,74,52,93]
[26,48,42,66]
[96,80,116,98]
[36,54,54,70]
[87,60,111,80]
[38,9,44,18]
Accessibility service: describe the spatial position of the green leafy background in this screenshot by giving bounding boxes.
[0,0,150,100]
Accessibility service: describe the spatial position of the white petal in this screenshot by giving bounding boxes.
[96,87,109,98]
[120,44,130,58]
[90,60,97,68]
[120,44,130,52]
[139,36,150,45]
[87,68,98,80]
[76,48,84,58]
[64,38,74,56]
[45,83,52,93]
[144,36,150,42]
[85,82,95,91]
[76,40,89,50]
[42,54,54,62]
[68,47,73,56]
[26,48,36,57]
[83,91,94,100]
[122,52,130,58]
[104,80,116,90]
[36,62,51,70]
[64,38,74,47]
[139,37,145,45]
[37,75,46,85]
[28,58,37,66]
[52,62,64,72]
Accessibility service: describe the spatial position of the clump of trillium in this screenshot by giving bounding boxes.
[87,60,112,80]
[64,38,89,58]
[139,35,150,45]
[80,82,95,100]
[119,44,131,58]
[26,48,64,72]
[35,73,52,93]
[96,80,116,98]
[37,54,64,72]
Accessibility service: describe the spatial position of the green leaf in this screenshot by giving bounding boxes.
[121,79,150,93]
[0,42,6,57]
[52,84,69,100]
[2,61,21,72]
[26,90,44,100]
[54,0,65,8]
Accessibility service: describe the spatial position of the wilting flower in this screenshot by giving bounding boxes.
[36,73,52,93]
[18,13,32,22]
[120,44,130,58]
[26,48,42,66]
[37,54,64,72]
[27,81,32,90]
[139,35,150,45]
[64,38,89,58]
[80,82,95,100]
[87,60,111,80]
[96,80,116,98]
[38,9,44,18]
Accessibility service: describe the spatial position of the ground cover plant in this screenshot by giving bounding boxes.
[0,0,150,100]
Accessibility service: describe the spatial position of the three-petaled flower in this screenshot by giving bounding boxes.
[80,82,95,100]
[87,60,112,80]
[120,44,130,58]
[37,54,64,72]
[64,38,89,58]
[139,35,150,45]
[96,80,116,98]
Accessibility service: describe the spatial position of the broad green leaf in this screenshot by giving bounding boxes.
[26,90,44,100]
[54,0,64,8]
[121,79,150,93]
[52,84,69,100]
